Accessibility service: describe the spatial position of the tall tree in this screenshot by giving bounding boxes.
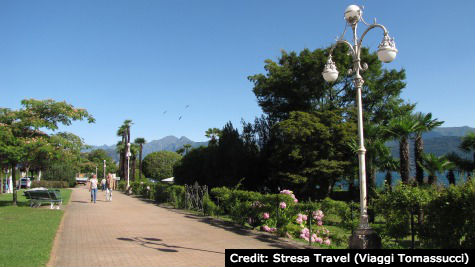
[271,110,354,199]
[248,47,408,192]
[0,99,94,204]
[183,144,192,154]
[205,128,221,145]
[134,137,146,180]
[387,115,419,184]
[413,112,444,185]
[116,120,132,180]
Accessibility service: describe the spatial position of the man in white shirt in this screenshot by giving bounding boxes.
[89,175,98,203]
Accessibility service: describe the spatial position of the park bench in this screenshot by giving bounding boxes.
[24,188,62,209]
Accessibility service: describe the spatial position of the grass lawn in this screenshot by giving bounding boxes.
[0,189,72,267]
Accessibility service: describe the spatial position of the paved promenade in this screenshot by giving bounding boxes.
[48,187,299,267]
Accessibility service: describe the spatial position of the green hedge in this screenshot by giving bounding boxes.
[375,180,475,248]
[121,181,186,209]
[31,180,70,188]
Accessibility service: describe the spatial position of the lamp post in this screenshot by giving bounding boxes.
[126,142,131,189]
[322,4,398,249]
[103,160,106,180]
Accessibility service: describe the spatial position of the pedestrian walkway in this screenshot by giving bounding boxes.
[48,187,299,267]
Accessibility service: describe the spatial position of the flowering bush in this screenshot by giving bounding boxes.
[296,210,331,246]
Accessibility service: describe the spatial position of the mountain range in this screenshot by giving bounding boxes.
[88,136,208,162]
[88,126,474,163]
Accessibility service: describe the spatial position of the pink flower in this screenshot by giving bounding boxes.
[269,227,277,232]
[313,210,324,220]
[279,202,287,209]
[300,233,309,241]
[262,212,270,220]
[296,217,303,224]
[280,189,292,195]
[262,225,270,232]
[300,228,310,238]
[317,220,323,226]
[323,239,331,246]
[315,237,323,244]
[301,215,308,221]
[311,233,318,243]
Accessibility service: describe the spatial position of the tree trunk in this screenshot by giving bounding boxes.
[415,134,424,185]
[139,146,143,180]
[428,174,437,185]
[132,158,136,181]
[12,164,17,205]
[400,136,410,183]
[447,170,455,185]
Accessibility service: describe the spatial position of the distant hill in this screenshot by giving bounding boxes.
[388,126,474,158]
[86,136,208,162]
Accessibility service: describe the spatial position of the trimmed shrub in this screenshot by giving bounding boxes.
[31,180,69,188]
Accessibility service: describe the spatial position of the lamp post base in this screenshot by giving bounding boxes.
[349,228,381,249]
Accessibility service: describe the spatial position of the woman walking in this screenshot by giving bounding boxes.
[105,174,113,201]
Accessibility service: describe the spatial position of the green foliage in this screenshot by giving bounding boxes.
[419,180,475,248]
[121,181,186,209]
[174,122,263,190]
[272,110,355,199]
[375,181,475,248]
[321,198,358,230]
[143,151,182,180]
[376,184,432,240]
[31,180,70,188]
[80,149,117,178]
[42,161,78,187]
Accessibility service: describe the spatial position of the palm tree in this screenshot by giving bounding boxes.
[445,152,473,183]
[130,143,139,181]
[459,132,475,171]
[379,153,399,191]
[134,137,146,179]
[419,153,453,185]
[413,112,443,185]
[183,144,192,154]
[117,120,133,179]
[387,115,419,184]
[205,128,221,145]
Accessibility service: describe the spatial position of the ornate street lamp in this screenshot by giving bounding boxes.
[126,142,132,189]
[103,160,106,181]
[322,4,398,249]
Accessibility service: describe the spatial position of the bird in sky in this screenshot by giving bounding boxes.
[178,115,182,120]
[163,110,167,114]
[185,105,190,109]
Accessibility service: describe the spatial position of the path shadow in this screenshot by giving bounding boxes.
[119,193,305,249]
[117,236,223,254]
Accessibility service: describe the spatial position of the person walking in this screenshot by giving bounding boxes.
[101,177,106,191]
[105,174,113,202]
[89,174,98,203]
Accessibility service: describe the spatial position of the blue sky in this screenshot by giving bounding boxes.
[0,0,474,146]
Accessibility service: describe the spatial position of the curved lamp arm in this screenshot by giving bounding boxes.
[329,39,356,57]
[357,23,388,51]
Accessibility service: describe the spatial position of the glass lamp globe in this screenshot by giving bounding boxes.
[377,35,398,63]
[344,5,362,24]
[322,56,339,82]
